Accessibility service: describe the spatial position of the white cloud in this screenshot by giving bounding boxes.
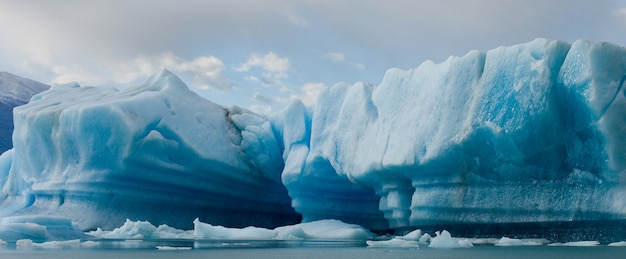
[52,65,106,86]
[324,52,365,70]
[248,104,273,115]
[236,52,290,86]
[249,92,290,114]
[297,82,326,107]
[613,8,626,21]
[236,52,289,75]
[50,52,232,91]
[325,52,345,62]
[251,92,289,106]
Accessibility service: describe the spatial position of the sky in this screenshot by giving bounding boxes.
[1,0,626,114]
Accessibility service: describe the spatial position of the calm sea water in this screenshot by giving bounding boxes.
[0,240,625,259]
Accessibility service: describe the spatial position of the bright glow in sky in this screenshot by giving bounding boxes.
[1,0,626,113]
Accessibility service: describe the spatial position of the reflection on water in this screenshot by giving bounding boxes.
[0,241,625,259]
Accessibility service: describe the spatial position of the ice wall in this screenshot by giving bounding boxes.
[276,39,626,229]
[2,39,626,234]
[0,70,299,230]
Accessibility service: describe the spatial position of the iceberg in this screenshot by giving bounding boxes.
[1,38,626,242]
[0,70,299,231]
[88,218,374,241]
[274,38,626,231]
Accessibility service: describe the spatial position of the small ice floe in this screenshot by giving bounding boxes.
[494,237,544,246]
[608,241,626,247]
[0,239,7,246]
[156,246,192,250]
[400,229,422,241]
[14,239,83,249]
[16,239,33,249]
[366,237,419,248]
[548,241,600,247]
[428,230,473,248]
[33,239,81,249]
[81,240,99,248]
[419,233,431,245]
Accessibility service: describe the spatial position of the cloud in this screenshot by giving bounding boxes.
[50,52,233,91]
[324,52,365,70]
[236,52,289,75]
[249,92,290,114]
[236,52,290,86]
[251,92,288,106]
[325,52,345,62]
[297,82,326,107]
[120,53,232,91]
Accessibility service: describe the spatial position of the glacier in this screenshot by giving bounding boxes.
[2,38,626,242]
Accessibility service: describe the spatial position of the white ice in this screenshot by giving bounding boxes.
[494,237,544,246]
[428,230,473,248]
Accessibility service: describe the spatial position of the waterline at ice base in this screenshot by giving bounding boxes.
[2,38,626,243]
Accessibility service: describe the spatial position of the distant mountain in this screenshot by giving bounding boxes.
[0,72,49,153]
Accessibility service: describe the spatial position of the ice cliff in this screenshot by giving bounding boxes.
[0,71,299,230]
[273,38,626,230]
[1,38,626,234]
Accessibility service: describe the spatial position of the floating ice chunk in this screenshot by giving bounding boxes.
[81,240,99,247]
[400,229,422,241]
[88,219,194,240]
[608,241,626,246]
[274,219,375,240]
[428,230,473,248]
[0,239,7,246]
[193,218,277,240]
[153,224,194,239]
[419,233,432,245]
[366,237,419,248]
[91,219,157,239]
[548,241,600,246]
[16,239,33,249]
[92,218,375,241]
[495,237,543,246]
[33,239,81,249]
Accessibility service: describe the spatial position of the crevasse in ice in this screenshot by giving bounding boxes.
[1,39,626,236]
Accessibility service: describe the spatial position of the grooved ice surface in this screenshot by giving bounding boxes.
[1,39,626,239]
[0,70,299,230]
[274,39,626,229]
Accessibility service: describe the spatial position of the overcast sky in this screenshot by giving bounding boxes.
[1,0,626,113]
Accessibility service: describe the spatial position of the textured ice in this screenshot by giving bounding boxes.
[274,39,626,229]
[2,39,626,239]
[494,237,544,246]
[0,70,298,230]
[549,240,600,246]
[428,230,473,248]
[89,218,374,241]
[0,215,88,242]
[608,241,626,246]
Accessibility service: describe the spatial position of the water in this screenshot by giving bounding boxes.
[0,240,625,259]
